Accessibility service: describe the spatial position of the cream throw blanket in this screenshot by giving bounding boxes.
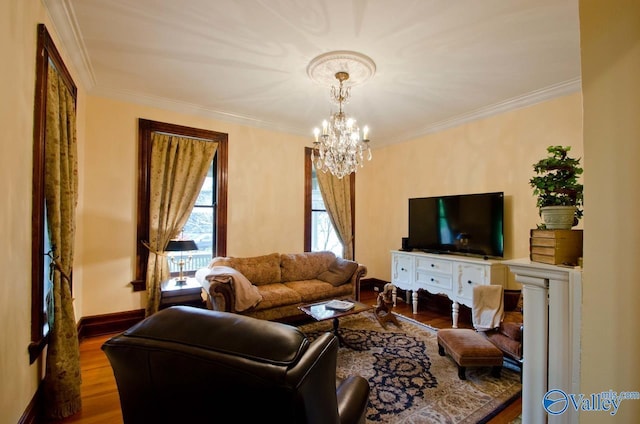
[472,285,504,331]
[196,266,262,312]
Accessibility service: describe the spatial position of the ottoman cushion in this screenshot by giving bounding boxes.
[437,329,503,379]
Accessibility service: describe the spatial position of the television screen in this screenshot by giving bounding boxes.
[407,192,504,258]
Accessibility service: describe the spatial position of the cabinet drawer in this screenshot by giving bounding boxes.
[392,254,413,290]
[415,256,453,275]
[456,264,487,301]
[416,271,452,292]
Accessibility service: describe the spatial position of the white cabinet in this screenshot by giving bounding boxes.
[390,250,507,328]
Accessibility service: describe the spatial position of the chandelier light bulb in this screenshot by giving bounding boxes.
[313,127,320,142]
[363,126,369,140]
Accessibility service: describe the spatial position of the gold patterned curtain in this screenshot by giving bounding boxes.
[42,65,81,419]
[316,171,354,260]
[145,133,217,315]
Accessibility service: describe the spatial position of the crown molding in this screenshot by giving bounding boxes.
[90,85,309,136]
[93,77,581,149]
[43,0,96,89]
[377,77,582,148]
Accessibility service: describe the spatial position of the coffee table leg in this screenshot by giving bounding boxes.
[332,317,361,350]
[332,317,341,342]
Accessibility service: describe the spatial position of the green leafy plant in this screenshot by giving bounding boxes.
[529,145,584,224]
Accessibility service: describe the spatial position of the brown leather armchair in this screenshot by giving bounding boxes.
[102,306,370,424]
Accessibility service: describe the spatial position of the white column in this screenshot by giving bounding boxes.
[520,274,549,424]
[505,259,582,424]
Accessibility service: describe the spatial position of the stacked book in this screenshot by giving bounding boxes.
[530,229,583,266]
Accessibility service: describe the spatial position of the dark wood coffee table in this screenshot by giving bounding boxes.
[299,299,372,348]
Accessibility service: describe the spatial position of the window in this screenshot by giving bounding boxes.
[133,119,228,291]
[304,148,355,257]
[30,24,77,363]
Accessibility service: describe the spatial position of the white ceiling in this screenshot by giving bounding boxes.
[45,0,582,148]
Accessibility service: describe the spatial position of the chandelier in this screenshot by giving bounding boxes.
[308,51,376,179]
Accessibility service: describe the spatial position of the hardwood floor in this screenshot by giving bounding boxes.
[51,287,520,424]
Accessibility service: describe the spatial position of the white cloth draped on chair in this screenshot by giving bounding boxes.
[472,285,505,331]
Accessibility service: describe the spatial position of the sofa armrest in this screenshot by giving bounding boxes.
[200,278,237,313]
[350,264,368,301]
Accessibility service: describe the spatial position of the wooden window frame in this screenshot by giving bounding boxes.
[30,24,78,363]
[131,119,228,291]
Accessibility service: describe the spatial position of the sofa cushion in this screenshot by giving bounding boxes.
[284,279,352,302]
[210,253,281,286]
[280,251,336,282]
[317,257,359,287]
[253,283,302,311]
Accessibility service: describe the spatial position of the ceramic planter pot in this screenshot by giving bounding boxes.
[540,206,576,229]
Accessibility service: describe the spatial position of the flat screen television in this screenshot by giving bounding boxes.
[407,191,504,258]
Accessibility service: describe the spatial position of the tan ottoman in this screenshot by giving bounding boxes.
[437,328,503,380]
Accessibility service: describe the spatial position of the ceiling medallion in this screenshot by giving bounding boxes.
[307,51,376,87]
[308,51,375,179]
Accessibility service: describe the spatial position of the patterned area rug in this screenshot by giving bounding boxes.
[299,312,521,423]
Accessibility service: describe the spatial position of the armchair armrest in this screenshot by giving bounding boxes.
[200,278,237,313]
[337,375,370,424]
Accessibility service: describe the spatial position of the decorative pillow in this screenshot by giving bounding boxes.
[210,253,281,286]
[317,257,358,287]
[280,251,336,282]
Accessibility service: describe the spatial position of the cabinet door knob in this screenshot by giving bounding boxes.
[430,264,435,267]
[401,267,406,271]
[467,280,472,284]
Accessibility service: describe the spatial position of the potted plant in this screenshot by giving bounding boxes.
[529,145,583,229]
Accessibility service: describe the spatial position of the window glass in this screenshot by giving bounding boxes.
[43,208,52,335]
[310,166,344,257]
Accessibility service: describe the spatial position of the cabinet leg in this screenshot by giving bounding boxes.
[392,286,397,307]
[452,301,459,328]
[412,290,419,314]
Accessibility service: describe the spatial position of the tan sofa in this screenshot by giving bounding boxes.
[197,251,367,321]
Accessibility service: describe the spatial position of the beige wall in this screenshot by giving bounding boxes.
[579,1,640,422]
[80,96,309,316]
[0,0,87,421]
[355,93,583,283]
